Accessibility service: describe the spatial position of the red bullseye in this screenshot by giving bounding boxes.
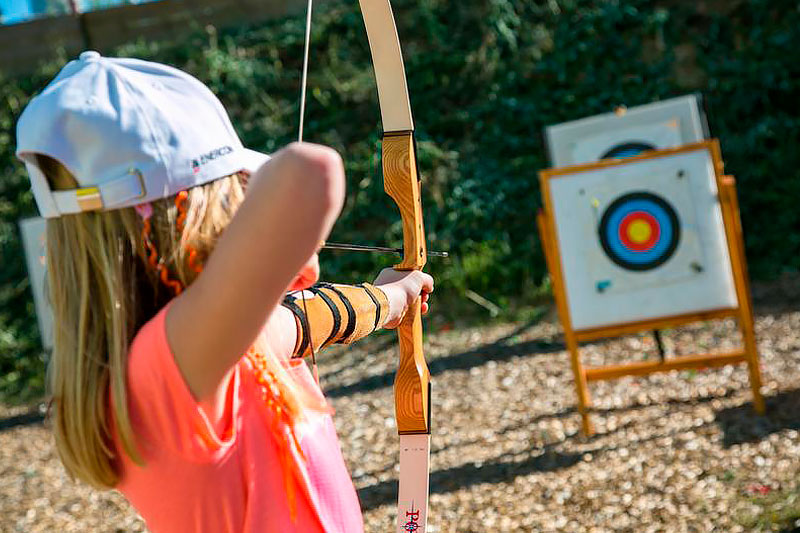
[618,211,660,251]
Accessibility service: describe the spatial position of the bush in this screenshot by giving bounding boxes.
[1,0,798,401]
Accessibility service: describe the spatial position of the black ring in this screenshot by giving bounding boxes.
[601,142,656,160]
[597,191,681,271]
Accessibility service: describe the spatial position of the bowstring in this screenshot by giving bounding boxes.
[298,0,313,145]
[298,0,320,386]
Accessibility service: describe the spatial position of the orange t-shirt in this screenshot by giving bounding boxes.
[113,304,364,532]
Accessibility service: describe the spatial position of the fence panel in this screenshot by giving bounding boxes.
[0,0,306,74]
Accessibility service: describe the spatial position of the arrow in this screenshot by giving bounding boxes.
[322,242,448,258]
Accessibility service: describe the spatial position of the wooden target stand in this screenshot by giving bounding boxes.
[536,140,765,436]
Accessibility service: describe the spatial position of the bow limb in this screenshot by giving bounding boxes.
[359,1,431,531]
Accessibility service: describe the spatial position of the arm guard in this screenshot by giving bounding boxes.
[283,282,390,358]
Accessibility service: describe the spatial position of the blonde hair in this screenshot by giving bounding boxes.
[38,155,315,489]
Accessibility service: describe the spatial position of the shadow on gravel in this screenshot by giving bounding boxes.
[325,319,562,399]
[356,415,718,511]
[358,409,724,511]
[715,388,800,447]
[357,442,582,511]
[586,387,741,417]
[358,388,794,510]
[0,407,45,432]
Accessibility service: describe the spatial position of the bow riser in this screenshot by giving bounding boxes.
[383,132,427,272]
[383,132,430,434]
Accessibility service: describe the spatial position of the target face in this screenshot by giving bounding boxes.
[601,142,655,160]
[598,192,680,271]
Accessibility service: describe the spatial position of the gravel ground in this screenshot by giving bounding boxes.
[1,275,798,532]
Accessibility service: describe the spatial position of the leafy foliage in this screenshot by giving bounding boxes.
[1,0,798,401]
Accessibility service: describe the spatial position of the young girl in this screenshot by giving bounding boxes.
[16,52,433,532]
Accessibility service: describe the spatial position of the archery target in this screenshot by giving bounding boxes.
[598,192,680,271]
[546,145,737,330]
[545,94,708,168]
[572,122,679,165]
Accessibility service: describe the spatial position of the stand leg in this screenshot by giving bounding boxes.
[742,319,765,414]
[537,209,594,435]
[653,329,666,363]
[719,176,765,415]
[566,334,593,436]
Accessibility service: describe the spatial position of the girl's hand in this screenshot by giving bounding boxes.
[373,268,434,329]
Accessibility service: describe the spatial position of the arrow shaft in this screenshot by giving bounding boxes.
[322,242,447,258]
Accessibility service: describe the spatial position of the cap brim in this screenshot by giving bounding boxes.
[241,148,271,173]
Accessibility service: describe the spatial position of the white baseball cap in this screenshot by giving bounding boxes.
[16,51,270,218]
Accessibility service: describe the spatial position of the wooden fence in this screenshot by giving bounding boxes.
[0,0,306,75]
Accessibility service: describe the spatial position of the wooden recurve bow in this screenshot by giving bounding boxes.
[298,1,432,529]
[358,2,432,531]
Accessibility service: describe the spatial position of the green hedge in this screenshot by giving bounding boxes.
[1,0,798,401]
